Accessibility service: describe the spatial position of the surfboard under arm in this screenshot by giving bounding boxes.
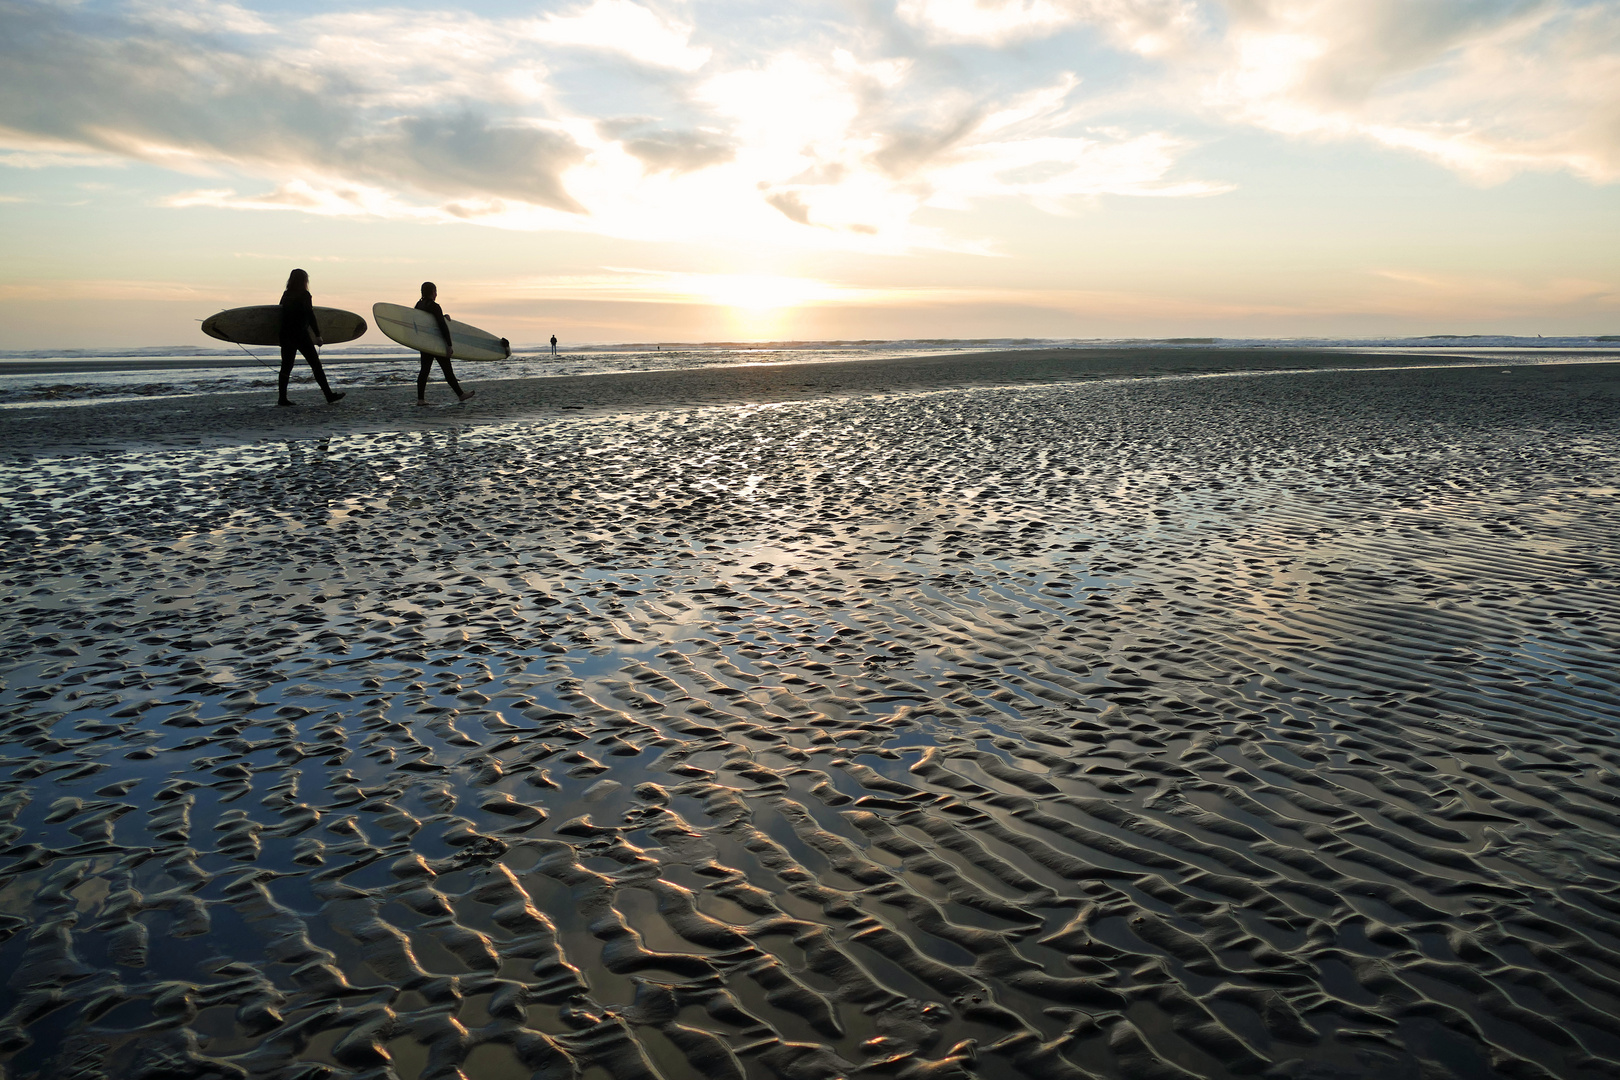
[372,302,510,361]
[201,306,368,347]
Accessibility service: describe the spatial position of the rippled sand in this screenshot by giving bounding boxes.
[2,357,1618,1080]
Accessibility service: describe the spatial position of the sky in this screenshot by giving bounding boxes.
[1,0,1617,348]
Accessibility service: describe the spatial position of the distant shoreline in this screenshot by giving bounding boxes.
[0,354,407,375]
[3,336,1619,375]
[3,344,1620,382]
[3,345,1617,460]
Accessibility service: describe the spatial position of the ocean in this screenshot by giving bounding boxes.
[3,335,1616,407]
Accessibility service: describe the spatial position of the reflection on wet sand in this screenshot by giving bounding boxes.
[2,362,1619,1079]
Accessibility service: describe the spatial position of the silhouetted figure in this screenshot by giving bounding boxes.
[278,269,344,406]
[550,334,558,357]
[416,282,474,405]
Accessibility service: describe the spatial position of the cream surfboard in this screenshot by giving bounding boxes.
[372,302,511,361]
[202,306,367,347]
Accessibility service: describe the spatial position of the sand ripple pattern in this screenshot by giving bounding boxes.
[2,364,1618,1080]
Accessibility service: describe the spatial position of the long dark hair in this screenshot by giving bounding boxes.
[286,268,309,292]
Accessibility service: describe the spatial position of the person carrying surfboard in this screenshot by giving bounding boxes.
[278,269,345,407]
[415,282,474,405]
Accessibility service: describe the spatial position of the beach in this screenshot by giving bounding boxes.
[2,350,1618,1080]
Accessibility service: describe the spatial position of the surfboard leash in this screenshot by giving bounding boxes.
[196,315,281,375]
[231,340,281,375]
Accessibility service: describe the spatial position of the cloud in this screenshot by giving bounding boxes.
[692,54,1215,241]
[1368,268,1620,318]
[871,111,985,178]
[6,0,1610,261]
[1208,0,1620,182]
[764,190,814,225]
[597,119,735,175]
[356,113,585,210]
[128,0,273,36]
[0,278,241,302]
[469,267,1404,323]
[0,0,1220,248]
[497,268,858,308]
[534,0,711,71]
[895,0,1620,184]
[231,251,419,264]
[164,181,430,218]
[0,1,588,213]
[896,0,1201,52]
[0,143,128,170]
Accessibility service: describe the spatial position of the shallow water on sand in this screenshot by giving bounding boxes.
[0,342,1024,406]
[3,337,1616,407]
[2,364,1619,1079]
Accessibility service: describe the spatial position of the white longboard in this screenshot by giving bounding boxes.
[372,302,510,361]
[202,305,367,347]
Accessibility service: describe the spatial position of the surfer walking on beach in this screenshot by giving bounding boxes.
[278,269,345,407]
[550,334,557,357]
[416,282,474,405]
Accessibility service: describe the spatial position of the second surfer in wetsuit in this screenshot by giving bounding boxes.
[278,268,344,406]
[415,282,474,405]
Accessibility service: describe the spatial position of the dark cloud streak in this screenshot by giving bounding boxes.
[597,118,735,175]
[871,111,983,177]
[0,0,586,213]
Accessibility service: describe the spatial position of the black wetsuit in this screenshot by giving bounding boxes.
[415,297,464,399]
[278,289,335,402]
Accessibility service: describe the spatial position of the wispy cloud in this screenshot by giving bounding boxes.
[535,0,711,71]
[1,0,1614,259]
[164,181,436,218]
[0,0,1226,248]
[0,278,242,301]
[897,0,1201,53]
[1369,268,1620,317]
[128,0,274,36]
[899,0,1620,183]
[231,251,420,264]
[1207,0,1620,183]
[472,267,1488,329]
[0,1,588,209]
[0,144,130,170]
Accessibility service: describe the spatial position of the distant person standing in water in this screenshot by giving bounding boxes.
[416,282,474,405]
[550,334,558,357]
[278,268,344,407]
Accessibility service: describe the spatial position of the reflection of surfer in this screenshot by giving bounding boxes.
[278,269,345,407]
[415,282,474,406]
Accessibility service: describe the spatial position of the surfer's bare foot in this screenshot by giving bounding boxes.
[325,391,346,404]
[277,399,296,407]
[458,390,476,402]
[416,399,430,407]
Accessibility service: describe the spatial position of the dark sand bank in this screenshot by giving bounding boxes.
[0,344,1578,378]
[1,355,401,376]
[1,358,1619,1079]
[6,346,1605,458]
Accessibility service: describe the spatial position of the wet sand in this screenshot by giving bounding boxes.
[2,353,1619,1079]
